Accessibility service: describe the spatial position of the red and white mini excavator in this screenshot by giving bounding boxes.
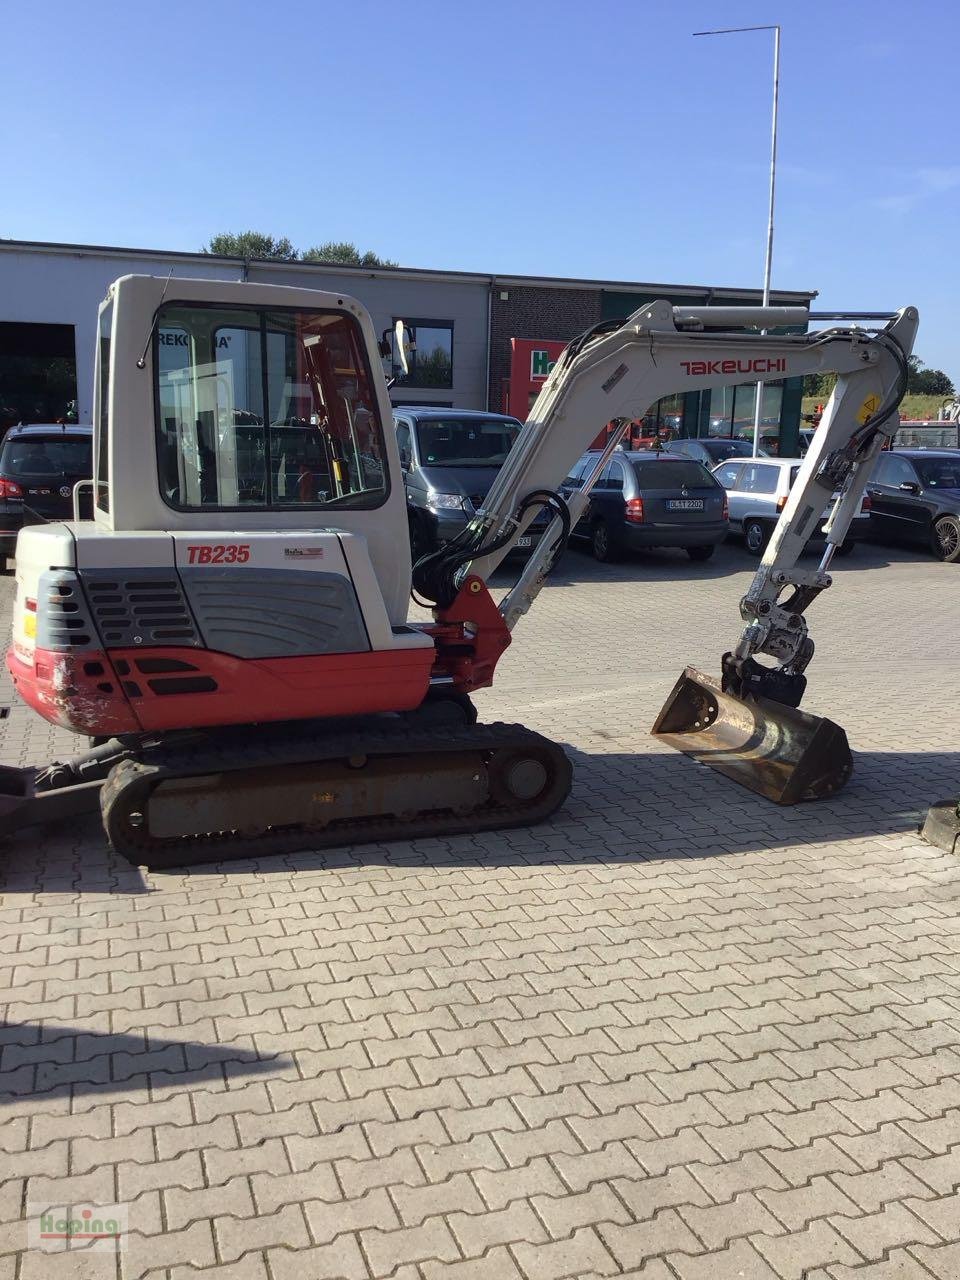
[0,275,917,867]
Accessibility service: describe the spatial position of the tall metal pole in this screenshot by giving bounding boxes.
[694,24,781,456]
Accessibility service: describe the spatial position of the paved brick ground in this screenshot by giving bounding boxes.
[2,538,960,1279]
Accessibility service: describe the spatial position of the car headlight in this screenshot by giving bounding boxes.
[427,492,466,511]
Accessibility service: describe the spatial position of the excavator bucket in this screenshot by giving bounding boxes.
[651,667,852,805]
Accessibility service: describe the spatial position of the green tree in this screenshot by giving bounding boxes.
[203,232,298,260]
[302,241,397,268]
[906,356,954,396]
[802,372,837,399]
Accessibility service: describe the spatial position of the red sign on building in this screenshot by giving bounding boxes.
[506,338,567,420]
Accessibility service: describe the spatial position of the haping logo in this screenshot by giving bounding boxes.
[680,358,787,376]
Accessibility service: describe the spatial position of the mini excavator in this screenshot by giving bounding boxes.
[0,275,917,866]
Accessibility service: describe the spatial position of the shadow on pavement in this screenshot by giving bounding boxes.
[0,1023,290,1102]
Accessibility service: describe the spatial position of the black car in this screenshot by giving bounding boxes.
[865,448,960,561]
[394,408,546,560]
[561,449,728,562]
[0,424,93,561]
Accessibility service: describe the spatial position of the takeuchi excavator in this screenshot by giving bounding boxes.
[0,275,918,867]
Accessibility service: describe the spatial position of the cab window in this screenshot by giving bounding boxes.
[155,303,387,511]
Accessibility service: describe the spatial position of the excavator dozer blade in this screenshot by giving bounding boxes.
[651,667,852,805]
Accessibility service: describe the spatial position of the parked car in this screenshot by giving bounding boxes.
[865,448,960,562]
[0,424,93,563]
[561,449,728,562]
[712,456,868,557]
[394,408,543,560]
[670,437,768,467]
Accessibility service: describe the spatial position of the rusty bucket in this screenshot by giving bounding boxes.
[651,667,852,805]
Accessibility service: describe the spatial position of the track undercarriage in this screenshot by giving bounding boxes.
[0,701,572,870]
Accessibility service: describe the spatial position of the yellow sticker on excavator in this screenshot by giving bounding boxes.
[857,394,880,424]
[23,614,36,639]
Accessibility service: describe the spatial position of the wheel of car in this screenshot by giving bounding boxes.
[409,516,433,564]
[686,545,715,562]
[744,519,769,557]
[591,519,619,562]
[932,514,960,563]
[833,538,856,558]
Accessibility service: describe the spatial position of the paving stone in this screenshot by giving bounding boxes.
[827,1249,941,1279]
[473,1155,567,1210]
[752,1221,863,1278]
[833,1162,937,1212]
[678,1191,783,1249]
[304,1186,399,1243]
[391,1172,485,1227]
[689,1151,786,1201]
[215,1202,310,1262]
[267,1233,369,1280]
[909,1240,960,1278]
[599,1211,702,1270]
[667,1238,780,1280]
[449,1201,548,1257]
[831,1201,940,1261]
[512,1224,619,1279]
[422,1248,525,1280]
[361,1218,460,1274]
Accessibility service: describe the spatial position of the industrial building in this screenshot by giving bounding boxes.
[0,239,815,452]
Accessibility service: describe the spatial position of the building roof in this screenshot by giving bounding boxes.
[0,237,818,304]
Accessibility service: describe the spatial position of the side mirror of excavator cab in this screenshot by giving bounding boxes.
[381,321,411,390]
[394,319,409,377]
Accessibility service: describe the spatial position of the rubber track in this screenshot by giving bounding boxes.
[100,720,573,870]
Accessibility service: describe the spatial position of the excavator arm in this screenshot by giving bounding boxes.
[417,298,917,806]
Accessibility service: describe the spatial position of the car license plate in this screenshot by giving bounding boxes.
[667,498,703,511]
[517,536,533,548]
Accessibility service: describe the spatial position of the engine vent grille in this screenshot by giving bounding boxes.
[35,571,96,651]
[83,573,200,648]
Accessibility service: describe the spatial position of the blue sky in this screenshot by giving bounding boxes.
[3,0,958,378]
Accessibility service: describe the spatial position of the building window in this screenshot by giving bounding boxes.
[641,394,684,438]
[154,303,387,512]
[392,320,453,390]
[709,382,783,449]
[0,322,78,431]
